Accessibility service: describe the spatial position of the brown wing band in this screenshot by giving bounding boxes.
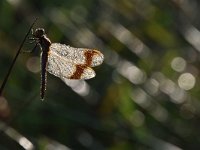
[70,64,87,79]
[84,50,99,66]
[70,50,100,79]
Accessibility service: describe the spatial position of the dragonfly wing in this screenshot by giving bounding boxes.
[50,43,104,67]
[47,51,95,80]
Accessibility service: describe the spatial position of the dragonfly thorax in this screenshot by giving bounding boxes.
[33,28,51,50]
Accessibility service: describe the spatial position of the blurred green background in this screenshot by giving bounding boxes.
[0,0,200,149]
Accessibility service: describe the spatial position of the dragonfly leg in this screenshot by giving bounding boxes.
[21,43,39,53]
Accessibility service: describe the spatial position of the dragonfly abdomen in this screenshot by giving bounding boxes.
[40,51,49,100]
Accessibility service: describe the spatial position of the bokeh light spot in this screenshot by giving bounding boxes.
[171,57,186,72]
[26,56,40,73]
[178,73,196,90]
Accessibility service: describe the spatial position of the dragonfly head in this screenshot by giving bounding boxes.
[34,28,45,38]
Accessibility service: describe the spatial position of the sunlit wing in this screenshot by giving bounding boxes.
[47,50,96,80]
[49,43,104,67]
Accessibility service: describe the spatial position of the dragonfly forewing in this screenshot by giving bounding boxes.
[50,43,104,67]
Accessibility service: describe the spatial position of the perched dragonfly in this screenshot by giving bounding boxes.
[30,28,104,100]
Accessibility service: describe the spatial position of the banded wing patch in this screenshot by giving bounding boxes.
[47,50,96,80]
[50,43,104,67]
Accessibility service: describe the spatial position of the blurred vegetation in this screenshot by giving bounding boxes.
[0,0,200,149]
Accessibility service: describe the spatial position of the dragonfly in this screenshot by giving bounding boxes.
[30,28,104,100]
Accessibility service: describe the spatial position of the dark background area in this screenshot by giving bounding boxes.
[0,0,200,149]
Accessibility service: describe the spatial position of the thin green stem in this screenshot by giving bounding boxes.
[0,18,38,96]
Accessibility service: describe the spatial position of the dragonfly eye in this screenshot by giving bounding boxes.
[34,28,45,38]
